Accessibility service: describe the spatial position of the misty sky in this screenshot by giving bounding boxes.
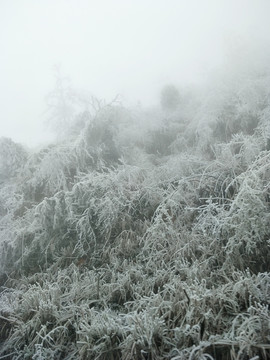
[1,0,270,147]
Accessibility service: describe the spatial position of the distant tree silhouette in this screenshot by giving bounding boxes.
[160,84,180,111]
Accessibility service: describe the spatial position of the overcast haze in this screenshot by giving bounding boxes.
[1,0,270,146]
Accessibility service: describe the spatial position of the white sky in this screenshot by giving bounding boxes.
[0,0,270,147]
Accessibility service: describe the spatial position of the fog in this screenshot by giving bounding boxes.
[1,0,270,147]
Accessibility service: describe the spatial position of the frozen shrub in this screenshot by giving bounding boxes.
[0,137,28,182]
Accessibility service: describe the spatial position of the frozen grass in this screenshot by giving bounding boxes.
[1,69,270,359]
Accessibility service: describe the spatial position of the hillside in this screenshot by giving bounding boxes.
[0,65,270,359]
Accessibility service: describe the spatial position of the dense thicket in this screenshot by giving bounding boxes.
[0,62,270,359]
